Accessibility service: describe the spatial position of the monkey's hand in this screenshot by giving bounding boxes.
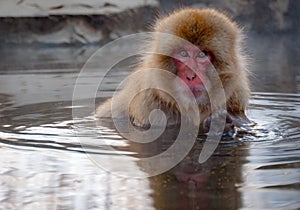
[131,117,151,129]
[202,111,255,137]
[201,111,236,137]
[131,108,169,129]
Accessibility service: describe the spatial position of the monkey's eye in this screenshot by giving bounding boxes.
[178,49,189,57]
[196,50,208,58]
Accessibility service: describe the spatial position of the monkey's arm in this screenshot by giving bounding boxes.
[96,98,113,118]
[96,77,155,127]
[96,89,131,119]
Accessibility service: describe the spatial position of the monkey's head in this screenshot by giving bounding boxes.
[149,8,244,111]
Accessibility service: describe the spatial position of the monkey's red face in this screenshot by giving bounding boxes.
[173,45,211,98]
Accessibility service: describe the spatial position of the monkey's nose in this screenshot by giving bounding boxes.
[186,71,196,81]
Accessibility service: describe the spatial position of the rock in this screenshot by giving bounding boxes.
[0,0,299,44]
[0,0,159,44]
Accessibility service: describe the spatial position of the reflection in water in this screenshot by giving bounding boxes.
[0,110,154,209]
[0,43,299,209]
[0,92,299,209]
[0,147,154,210]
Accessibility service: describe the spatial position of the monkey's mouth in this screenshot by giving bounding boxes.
[190,86,205,97]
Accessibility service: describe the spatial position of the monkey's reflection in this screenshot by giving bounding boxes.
[106,120,245,210]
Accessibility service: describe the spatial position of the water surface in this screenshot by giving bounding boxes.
[0,44,299,209]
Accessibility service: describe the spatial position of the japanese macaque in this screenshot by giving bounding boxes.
[96,8,251,131]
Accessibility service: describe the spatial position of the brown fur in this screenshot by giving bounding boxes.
[96,8,251,127]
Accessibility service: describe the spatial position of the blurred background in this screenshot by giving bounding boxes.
[0,0,299,93]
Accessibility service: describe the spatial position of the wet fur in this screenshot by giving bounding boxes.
[96,8,250,127]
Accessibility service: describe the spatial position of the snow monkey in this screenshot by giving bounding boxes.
[96,8,251,132]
